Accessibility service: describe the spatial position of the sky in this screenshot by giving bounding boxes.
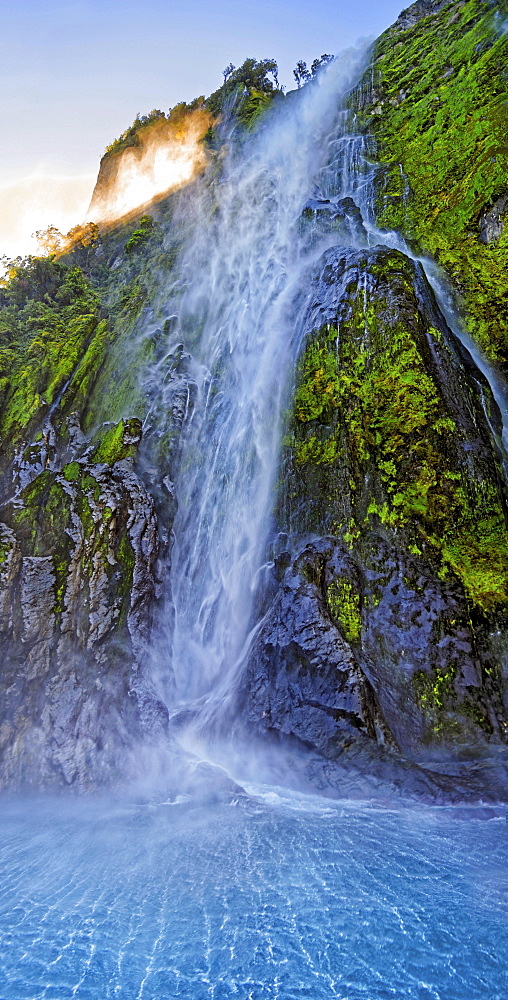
[0,0,405,259]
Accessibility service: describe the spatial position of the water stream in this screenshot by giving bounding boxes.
[167,51,370,703]
[162,55,508,725]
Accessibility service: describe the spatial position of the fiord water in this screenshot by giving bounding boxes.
[0,794,505,999]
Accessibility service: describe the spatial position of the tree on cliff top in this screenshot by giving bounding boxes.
[205,57,280,117]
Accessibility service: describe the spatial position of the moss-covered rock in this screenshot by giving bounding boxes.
[352,0,508,366]
[273,243,507,759]
[0,413,166,790]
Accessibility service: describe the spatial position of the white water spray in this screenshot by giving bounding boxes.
[166,50,369,703]
[161,43,508,720]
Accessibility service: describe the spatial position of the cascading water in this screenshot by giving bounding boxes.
[165,50,371,704]
[1,45,507,1000]
[161,50,508,730]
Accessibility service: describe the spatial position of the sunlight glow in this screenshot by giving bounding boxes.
[0,172,95,262]
[89,109,213,222]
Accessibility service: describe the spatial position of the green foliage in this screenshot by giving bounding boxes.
[103,97,207,156]
[293,54,333,88]
[205,57,280,126]
[0,258,103,448]
[124,215,156,254]
[105,108,167,155]
[363,0,508,364]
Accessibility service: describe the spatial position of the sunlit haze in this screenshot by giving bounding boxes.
[89,109,213,222]
[1,0,405,259]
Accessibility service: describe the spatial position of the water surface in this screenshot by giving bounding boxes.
[0,791,505,999]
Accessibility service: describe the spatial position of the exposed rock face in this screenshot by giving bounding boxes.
[229,538,390,755]
[392,0,456,32]
[232,243,508,787]
[0,416,169,789]
[479,194,508,244]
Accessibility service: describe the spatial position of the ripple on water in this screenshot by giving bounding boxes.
[0,795,506,999]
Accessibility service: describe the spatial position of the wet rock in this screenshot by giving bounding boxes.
[229,538,389,757]
[271,243,508,780]
[301,195,368,246]
[0,416,170,791]
[479,194,508,244]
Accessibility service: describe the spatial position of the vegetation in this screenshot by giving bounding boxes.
[359,0,508,366]
[0,257,103,446]
[293,54,333,88]
[104,99,206,156]
[124,214,156,254]
[288,251,508,612]
[327,576,362,643]
[205,57,282,130]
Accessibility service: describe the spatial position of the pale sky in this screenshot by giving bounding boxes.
[0,0,405,258]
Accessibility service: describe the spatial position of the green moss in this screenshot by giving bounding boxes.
[115,532,135,628]
[294,330,340,423]
[414,664,456,713]
[287,268,508,611]
[440,510,508,608]
[0,260,105,451]
[92,418,141,465]
[413,663,492,737]
[0,527,13,566]
[11,473,72,561]
[124,215,155,254]
[63,461,81,481]
[327,577,362,643]
[362,0,508,364]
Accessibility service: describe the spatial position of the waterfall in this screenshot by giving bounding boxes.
[159,47,508,722]
[164,51,370,704]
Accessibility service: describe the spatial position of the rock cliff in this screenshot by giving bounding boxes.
[0,0,506,797]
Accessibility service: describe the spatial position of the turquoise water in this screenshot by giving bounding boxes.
[0,790,506,999]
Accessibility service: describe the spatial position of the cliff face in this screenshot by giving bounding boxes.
[0,1,506,796]
[353,0,508,367]
[239,245,507,796]
[88,107,213,223]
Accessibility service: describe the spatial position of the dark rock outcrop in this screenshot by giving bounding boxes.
[0,415,169,789]
[230,243,508,792]
[479,194,508,244]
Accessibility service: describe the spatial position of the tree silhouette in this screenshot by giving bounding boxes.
[293,60,311,88]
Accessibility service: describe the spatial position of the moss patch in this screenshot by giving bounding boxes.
[358,0,508,365]
[287,253,508,611]
[92,418,142,465]
[327,576,362,643]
